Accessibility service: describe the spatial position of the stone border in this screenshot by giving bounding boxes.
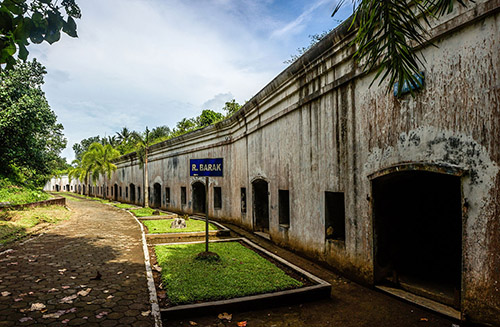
[124,210,163,327]
[157,237,331,319]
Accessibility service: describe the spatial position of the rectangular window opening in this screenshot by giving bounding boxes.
[325,191,346,241]
[119,187,122,197]
[241,188,247,213]
[165,187,170,204]
[138,187,141,201]
[279,190,290,226]
[214,187,222,209]
[126,186,128,198]
[181,187,186,205]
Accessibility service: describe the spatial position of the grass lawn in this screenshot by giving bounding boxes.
[0,205,71,245]
[155,242,303,305]
[143,219,217,233]
[130,207,168,217]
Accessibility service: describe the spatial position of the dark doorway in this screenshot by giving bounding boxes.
[55,185,60,192]
[252,179,269,232]
[114,184,118,201]
[66,184,70,192]
[192,182,206,214]
[153,183,162,208]
[372,170,462,307]
[82,185,86,194]
[130,184,136,203]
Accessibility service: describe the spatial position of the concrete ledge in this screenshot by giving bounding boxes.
[376,285,461,320]
[159,238,331,319]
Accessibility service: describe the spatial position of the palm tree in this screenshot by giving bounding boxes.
[68,159,85,195]
[82,142,120,199]
[133,127,150,208]
[332,0,468,95]
[116,127,132,145]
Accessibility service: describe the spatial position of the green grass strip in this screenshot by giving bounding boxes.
[130,207,168,217]
[155,242,302,305]
[143,219,217,234]
[113,203,134,209]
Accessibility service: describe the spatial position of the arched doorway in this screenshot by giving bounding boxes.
[114,184,118,201]
[153,183,162,208]
[82,185,86,195]
[372,169,462,308]
[192,182,206,214]
[130,183,136,203]
[252,179,269,233]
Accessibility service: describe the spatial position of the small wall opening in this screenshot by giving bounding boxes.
[241,188,247,213]
[119,186,122,198]
[252,179,269,232]
[180,186,186,206]
[373,170,462,308]
[165,187,170,205]
[325,192,345,241]
[138,187,141,201]
[214,187,222,209]
[153,183,161,208]
[114,184,118,201]
[192,182,206,214]
[130,184,136,203]
[279,190,290,226]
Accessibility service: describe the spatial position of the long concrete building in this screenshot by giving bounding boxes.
[46,1,500,325]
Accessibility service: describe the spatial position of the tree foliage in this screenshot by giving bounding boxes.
[81,142,120,196]
[196,109,224,128]
[72,135,101,161]
[0,59,66,185]
[333,0,468,95]
[0,0,81,69]
[222,99,242,117]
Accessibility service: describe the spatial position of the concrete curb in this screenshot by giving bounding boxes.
[124,210,163,327]
[158,237,331,319]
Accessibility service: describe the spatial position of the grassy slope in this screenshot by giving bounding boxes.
[0,205,71,245]
[143,219,217,233]
[0,179,50,205]
[155,242,302,305]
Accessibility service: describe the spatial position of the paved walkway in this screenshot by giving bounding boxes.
[0,196,155,326]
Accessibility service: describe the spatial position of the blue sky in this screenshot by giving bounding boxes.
[30,0,352,162]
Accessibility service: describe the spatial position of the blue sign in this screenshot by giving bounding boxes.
[190,158,223,177]
[394,72,425,96]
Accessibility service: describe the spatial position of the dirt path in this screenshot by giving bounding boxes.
[0,197,154,326]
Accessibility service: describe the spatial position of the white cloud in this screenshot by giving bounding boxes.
[271,0,331,38]
[28,0,344,162]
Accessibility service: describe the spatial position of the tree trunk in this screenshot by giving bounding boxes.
[144,147,149,208]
